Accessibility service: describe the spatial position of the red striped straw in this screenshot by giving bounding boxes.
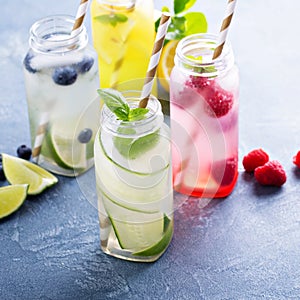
[32,0,90,163]
[139,13,171,108]
[212,0,237,60]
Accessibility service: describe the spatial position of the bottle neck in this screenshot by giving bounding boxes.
[174,33,234,77]
[101,92,163,137]
[96,0,136,12]
[29,15,88,54]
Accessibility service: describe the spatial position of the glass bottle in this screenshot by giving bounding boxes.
[170,33,239,198]
[94,91,173,262]
[23,15,100,176]
[90,0,155,89]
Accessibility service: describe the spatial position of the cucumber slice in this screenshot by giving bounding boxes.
[133,215,173,257]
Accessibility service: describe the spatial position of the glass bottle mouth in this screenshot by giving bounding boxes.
[96,0,136,11]
[174,33,234,77]
[29,14,88,53]
[101,91,163,138]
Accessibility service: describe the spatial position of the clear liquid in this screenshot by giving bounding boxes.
[23,34,100,176]
[170,66,239,198]
[94,123,173,262]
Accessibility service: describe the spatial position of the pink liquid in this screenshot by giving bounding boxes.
[170,69,239,198]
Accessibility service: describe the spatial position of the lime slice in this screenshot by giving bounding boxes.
[2,153,58,195]
[43,122,87,170]
[0,184,28,219]
[133,215,173,257]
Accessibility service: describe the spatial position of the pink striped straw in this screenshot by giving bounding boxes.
[139,13,171,108]
[212,0,237,60]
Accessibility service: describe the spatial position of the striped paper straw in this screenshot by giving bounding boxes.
[139,13,171,108]
[212,0,237,60]
[32,111,50,163]
[100,216,111,248]
[71,0,89,37]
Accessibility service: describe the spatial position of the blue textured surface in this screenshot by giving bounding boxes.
[1,0,300,299]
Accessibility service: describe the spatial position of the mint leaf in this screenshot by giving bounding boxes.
[184,12,207,36]
[167,16,186,40]
[94,13,128,27]
[97,89,130,121]
[174,0,196,14]
[97,89,150,122]
[128,108,149,121]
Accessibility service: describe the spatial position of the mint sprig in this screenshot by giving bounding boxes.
[94,14,128,27]
[97,89,149,121]
[156,0,207,42]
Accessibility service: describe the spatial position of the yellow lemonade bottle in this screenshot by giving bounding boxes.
[90,0,155,89]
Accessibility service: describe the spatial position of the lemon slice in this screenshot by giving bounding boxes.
[2,154,58,195]
[157,40,179,92]
[0,184,28,219]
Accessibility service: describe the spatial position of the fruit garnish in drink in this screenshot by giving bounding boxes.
[2,153,58,195]
[212,157,238,186]
[133,214,173,256]
[97,88,149,121]
[185,75,234,118]
[98,89,161,159]
[157,0,207,91]
[0,184,28,219]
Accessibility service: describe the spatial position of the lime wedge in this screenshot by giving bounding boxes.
[43,122,87,170]
[2,153,58,195]
[0,184,28,219]
[133,215,173,257]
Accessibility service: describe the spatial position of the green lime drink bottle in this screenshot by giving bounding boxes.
[94,90,173,262]
[23,15,100,176]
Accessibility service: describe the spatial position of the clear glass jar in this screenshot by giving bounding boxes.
[23,15,100,176]
[90,0,155,89]
[94,92,173,262]
[170,33,239,198]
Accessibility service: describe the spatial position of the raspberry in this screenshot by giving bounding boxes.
[186,76,213,90]
[205,88,233,118]
[185,76,234,118]
[212,157,238,186]
[242,148,269,172]
[254,160,287,187]
[293,151,300,168]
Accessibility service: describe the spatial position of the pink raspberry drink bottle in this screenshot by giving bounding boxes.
[170,33,239,198]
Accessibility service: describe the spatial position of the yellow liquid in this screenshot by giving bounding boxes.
[90,0,155,89]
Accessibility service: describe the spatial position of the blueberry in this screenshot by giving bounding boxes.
[0,164,5,181]
[52,67,77,85]
[17,145,32,160]
[78,128,93,144]
[24,53,37,74]
[76,57,94,74]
